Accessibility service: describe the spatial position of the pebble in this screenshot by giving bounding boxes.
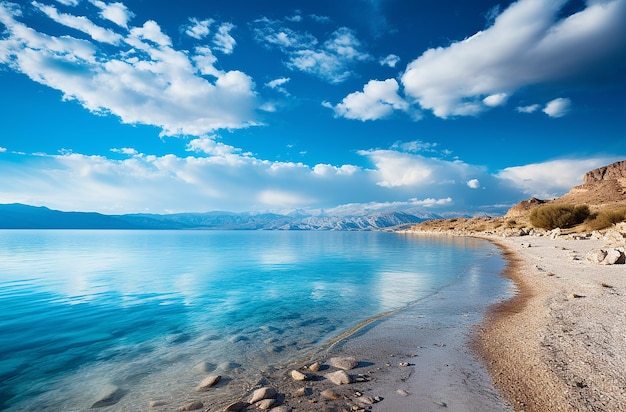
[293,387,312,397]
[148,400,168,407]
[320,389,342,400]
[91,386,123,408]
[308,361,321,372]
[329,356,359,370]
[326,370,352,385]
[255,398,276,409]
[396,389,409,396]
[223,401,249,412]
[177,400,203,411]
[290,370,309,381]
[195,375,221,391]
[249,386,277,403]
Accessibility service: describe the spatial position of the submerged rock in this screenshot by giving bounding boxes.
[90,386,124,408]
[196,375,221,391]
[177,400,203,411]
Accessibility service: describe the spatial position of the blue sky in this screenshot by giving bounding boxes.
[0,0,624,215]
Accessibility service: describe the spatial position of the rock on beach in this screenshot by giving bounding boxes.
[329,356,359,370]
[325,370,352,385]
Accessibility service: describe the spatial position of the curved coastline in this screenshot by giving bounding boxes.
[476,235,626,412]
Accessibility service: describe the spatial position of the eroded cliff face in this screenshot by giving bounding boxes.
[505,160,626,220]
[583,160,626,186]
[553,160,626,208]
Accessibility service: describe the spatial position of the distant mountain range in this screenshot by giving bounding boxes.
[0,203,444,230]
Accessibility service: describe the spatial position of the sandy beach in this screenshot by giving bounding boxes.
[478,235,626,412]
[192,231,625,412]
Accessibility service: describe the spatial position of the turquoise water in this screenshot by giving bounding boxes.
[0,230,507,410]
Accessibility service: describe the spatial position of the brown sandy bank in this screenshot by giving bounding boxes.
[477,236,626,412]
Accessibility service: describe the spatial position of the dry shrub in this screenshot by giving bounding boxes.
[584,207,626,231]
[529,204,590,230]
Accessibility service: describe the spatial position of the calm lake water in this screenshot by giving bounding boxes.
[0,230,508,411]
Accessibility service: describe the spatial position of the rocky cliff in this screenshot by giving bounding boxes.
[553,160,626,208]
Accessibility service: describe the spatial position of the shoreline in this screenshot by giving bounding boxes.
[475,235,626,412]
[186,235,515,412]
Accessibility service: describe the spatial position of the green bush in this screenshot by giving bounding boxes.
[584,208,626,231]
[529,204,590,230]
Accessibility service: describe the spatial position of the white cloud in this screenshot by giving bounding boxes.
[56,0,79,6]
[266,77,290,89]
[212,22,236,54]
[90,1,134,29]
[186,136,242,156]
[543,97,571,117]
[32,1,123,44]
[111,147,138,155]
[401,0,626,118]
[379,54,400,68]
[390,140,440,154]
[184,17,213,40]
[0,147,7,152]
[496,157,621,199]
[0,2,258,136]
[252,18,318,49]
[129,20,171,47]
[411,197,453,207]
[3,145,618,215]
[482,93,508,107]
[357,149,481,189]
[467,179,480,189]
[326,78,408,121]
[516,104,540,113]
[287,28,370,83]
[253,20,370,83]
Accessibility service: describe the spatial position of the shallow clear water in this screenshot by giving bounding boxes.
[0,230,507,411]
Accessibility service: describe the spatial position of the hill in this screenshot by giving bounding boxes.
[0,204,436,230]
[409,159,626,235]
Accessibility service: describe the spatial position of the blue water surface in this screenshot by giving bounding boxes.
[0,230,507,410]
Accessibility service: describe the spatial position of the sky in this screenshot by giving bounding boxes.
[0,0,625,215]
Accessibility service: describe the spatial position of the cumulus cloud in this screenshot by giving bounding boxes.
[324,79,408,121]
[482,93,508,107]
[401,0,626,118]
[212,22,236,54]
[467,179,480,189]
[90,1,134,28]
[184,17,213,40]
[357,149,482,189]
[0,2,258,136]
[379,54,400,67]
[496,157,621,199]
[543,97,571,117]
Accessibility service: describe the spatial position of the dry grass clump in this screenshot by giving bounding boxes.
[529,204,590,230]
[583,207,626,231]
